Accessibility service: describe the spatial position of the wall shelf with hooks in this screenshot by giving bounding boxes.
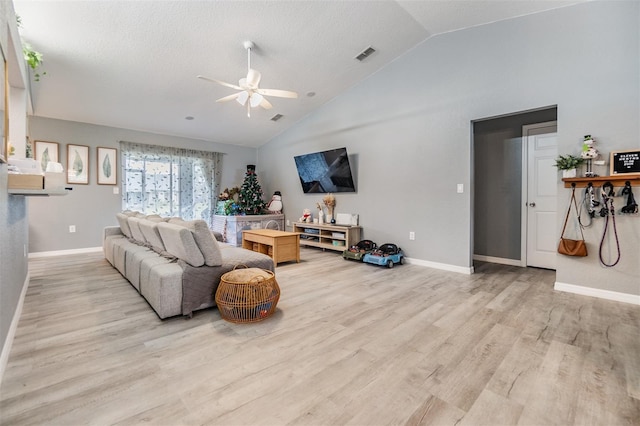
[562,176,640,188]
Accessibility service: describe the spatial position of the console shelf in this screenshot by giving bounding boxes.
[8,189,70,196]
[293,222,362,252]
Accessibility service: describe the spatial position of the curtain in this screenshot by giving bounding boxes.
[120,141,222,225]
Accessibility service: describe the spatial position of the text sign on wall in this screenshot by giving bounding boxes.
[610,149,640,176]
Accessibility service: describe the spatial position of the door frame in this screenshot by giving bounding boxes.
[520,121,558,267]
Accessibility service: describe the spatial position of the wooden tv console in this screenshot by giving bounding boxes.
[293,222,362,252]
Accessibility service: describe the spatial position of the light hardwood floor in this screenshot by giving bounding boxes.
[1,249,638,425]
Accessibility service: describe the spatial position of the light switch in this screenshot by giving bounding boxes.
[113,187,119,194]
[457,184,464,193]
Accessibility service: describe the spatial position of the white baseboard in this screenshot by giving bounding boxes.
[0,272,30,387]
[406,257,474,275]
[473,254,524,267]
[554,281,640,305]
[29,246,102,258]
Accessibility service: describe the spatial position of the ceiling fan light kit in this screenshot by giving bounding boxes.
[198,40,298,118]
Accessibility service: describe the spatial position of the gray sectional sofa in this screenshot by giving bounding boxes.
[103,211,274,319]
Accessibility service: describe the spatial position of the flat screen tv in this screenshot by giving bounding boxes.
[294,147,356,193]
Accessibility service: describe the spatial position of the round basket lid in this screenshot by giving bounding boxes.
[222,267,273,283]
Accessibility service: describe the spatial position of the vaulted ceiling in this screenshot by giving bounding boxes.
[14,0,583,147]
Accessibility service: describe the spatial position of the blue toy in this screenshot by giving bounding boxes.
[363,243,404,268]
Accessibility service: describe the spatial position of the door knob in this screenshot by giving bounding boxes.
[529,202,536,207]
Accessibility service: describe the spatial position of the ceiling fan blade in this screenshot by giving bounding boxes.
[197,75,243,91]
[246,69,261,88]
[256,88,298,99]
[259,96,273,110]
[216,93,241,103]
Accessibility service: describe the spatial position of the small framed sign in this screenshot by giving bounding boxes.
[610,149,640,176]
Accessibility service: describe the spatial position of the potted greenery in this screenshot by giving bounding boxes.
[554,154,584,178]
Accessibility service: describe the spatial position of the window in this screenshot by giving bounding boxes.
[120,141,221,225]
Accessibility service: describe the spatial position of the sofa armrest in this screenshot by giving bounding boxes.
[103,226,124,239]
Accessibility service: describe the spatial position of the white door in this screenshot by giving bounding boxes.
[523,122,557,269]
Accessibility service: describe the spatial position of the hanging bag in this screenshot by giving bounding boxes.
[558,185,588,257]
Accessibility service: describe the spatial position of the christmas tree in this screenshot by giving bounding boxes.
[238,165,266,215]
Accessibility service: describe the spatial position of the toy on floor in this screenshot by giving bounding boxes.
[343,240,377,261]
[363,243,404,268]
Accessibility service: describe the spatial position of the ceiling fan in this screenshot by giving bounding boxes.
[197,41,298,118]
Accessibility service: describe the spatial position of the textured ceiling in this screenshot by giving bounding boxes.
[14,0,583,148]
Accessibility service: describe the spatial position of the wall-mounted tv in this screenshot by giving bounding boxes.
[294,147,356,193]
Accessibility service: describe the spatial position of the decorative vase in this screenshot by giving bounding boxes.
[562,168,577,178]
[326,214,332,224]
[318,210,324,224]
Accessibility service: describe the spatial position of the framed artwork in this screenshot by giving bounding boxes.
[97,147,117,185]
[67,144,89,184]
[34,140,59,173]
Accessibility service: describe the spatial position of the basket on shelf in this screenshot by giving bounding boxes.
[215,267,280,323]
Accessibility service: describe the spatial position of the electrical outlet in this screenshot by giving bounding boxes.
[113,187,120,194]
[409,231,415,240]
[69,225,76,233]
[286,219,290,226]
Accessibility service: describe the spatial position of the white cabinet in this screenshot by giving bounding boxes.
[213,214,285,246]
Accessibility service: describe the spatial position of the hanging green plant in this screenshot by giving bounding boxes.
[18,16,46,82]
[23,43,46,82]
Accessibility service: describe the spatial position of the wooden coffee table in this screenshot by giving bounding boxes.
[242,229,300,266]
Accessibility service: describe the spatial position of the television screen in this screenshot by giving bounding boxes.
[294,147,356,193]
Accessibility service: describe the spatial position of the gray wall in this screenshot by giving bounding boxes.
[27,117,259,253]
[473,108,557,261]
[258,1,639,296]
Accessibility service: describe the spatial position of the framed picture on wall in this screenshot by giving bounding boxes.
[67,144,89,184]
[34,140,59,173]
[97,147,117,185]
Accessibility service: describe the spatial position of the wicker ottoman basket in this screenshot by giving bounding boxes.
[215,267,280,323]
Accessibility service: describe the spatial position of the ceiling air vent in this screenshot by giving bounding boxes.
[355,46,376,62]
[270,114,283,122]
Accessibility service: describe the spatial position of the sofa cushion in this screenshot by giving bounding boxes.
[145,214,165,222]
[168,218,223,267]
[128,217,146,244]
[157,222,205,267]
[116,213,133,238]
[138,219,165,253]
